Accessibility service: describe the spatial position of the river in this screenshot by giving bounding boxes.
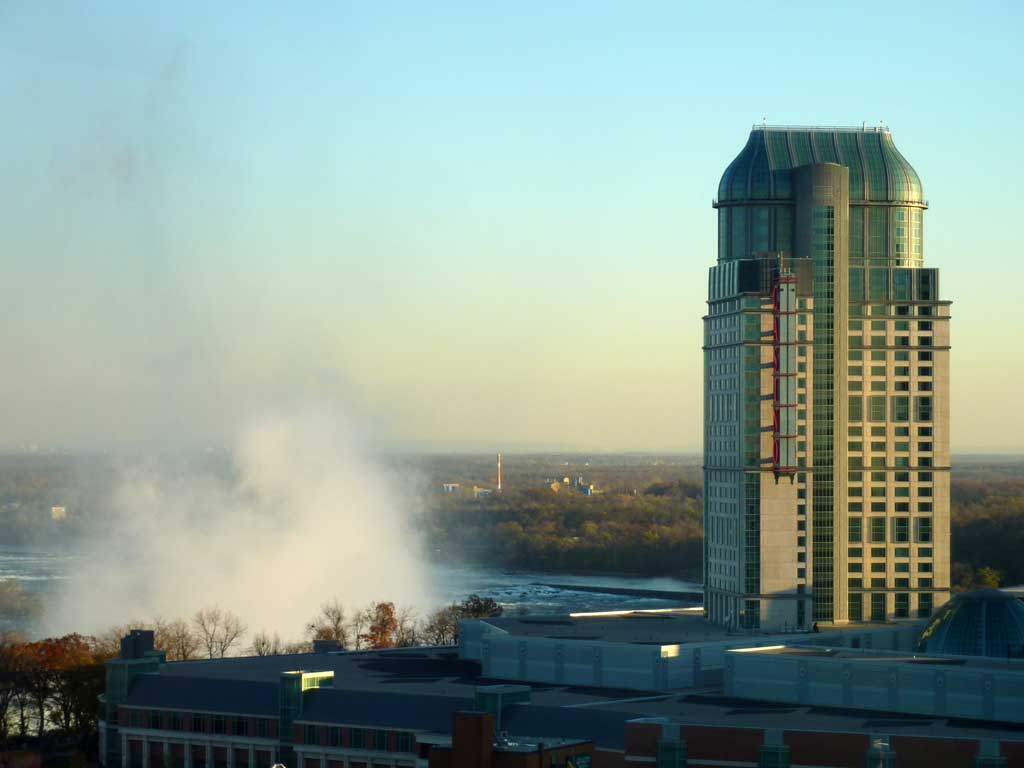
[0,544,700,636]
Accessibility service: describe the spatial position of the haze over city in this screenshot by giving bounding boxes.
[2,1,1023,453]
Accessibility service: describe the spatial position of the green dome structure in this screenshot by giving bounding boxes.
[717,125,925,205]
[915,589,1024,658]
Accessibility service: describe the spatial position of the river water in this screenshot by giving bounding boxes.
[0,544,700,636]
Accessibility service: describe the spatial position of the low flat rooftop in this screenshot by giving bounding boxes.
[730,645,1024,670]
[478,609,874,645]
[128,646,1024,746]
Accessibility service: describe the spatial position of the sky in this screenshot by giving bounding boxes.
[1,1,1022,453]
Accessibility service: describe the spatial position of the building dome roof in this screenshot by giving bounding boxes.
[915,589,1024,658]
[717,126,924,205]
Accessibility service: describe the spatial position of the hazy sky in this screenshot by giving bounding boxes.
[1,1,1021,452]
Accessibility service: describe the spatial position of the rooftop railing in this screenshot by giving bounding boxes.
[752,123,890,133]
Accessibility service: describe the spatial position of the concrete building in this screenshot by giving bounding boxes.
[99,608,1024,768]
[704,125,950,631]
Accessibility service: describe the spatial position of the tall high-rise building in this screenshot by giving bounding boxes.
[703,125,950,630]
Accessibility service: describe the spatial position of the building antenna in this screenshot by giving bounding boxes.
[497,452,502,493]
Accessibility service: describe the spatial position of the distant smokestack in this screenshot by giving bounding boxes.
[497,453,502,493]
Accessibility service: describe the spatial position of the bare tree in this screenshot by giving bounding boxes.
[193,608,247,659]
[250,631,283,657]
[419,607,459,646]
[395,606,419,647]
[155,618,200,661]
[348,606,371,650]
[306,599,348,648]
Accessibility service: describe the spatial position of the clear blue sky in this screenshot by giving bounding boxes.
[1,1,1021,451]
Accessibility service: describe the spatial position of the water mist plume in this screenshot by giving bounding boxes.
[44,404,428,639]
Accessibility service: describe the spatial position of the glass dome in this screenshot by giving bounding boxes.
[915,589,1024,658]
[717,126,925,205]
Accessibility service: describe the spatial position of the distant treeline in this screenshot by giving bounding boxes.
[424,480,704,579]
[427,473,1024,590]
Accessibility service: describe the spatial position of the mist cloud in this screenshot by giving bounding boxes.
[44,403,429,639]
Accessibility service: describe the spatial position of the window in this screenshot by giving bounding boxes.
[871,593,886,621]
[848,547,863,558]
[918,593,933,618]
[891,396,910,422]
[892,518,909,542]
[849,578,863,588]
[351,729,365,749]
[849,518,862,543]
[171,713,183,731]
[918,562,933,573]
[256,720,268,739]
[918,547,933,558]
[915,396,933,422]
[916,517,932,543]
[918,367,932,377]
[870,487,886,498]
[872,577,886,587]
[192,715,204,733]
[849,395,864,421]
[871,381,886,392]
[871,562,886,573]
[894,366,910,377]
[150,711,161,730]
[870,518,886,543]
[374,731,387,750]
[895,562,910,573]
[213,716,225,735]
[397,733,413,753]
[869,396,886,421]
[329,728,341,747]
[849,562,863,573]
[234,718,247,737]
[304,725,318,745]
[871,441,886,452]
[848,594,863,622]
[129,710,143,728]
[895,593,909,618]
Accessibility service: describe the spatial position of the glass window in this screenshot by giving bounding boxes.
[192,715,204,733]
[871,593,886,621]
[848,517,862,543]
[869,396,886,421]
[915,396,933,422]
[849,396,864,421]
[918,592,933,618]
[848,593,863,622]
[891,396,910,422]
[234,718,247,737]
[304,725,317,744]
[256,720,268,739]
[870,518,886,543]
[895,593,909,618]
[916,518,933,543]
[213,716,225,735]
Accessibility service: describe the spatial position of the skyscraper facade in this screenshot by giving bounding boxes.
[703,126,950,630]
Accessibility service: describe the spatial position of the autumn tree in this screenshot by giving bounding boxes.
[359,602,399,649]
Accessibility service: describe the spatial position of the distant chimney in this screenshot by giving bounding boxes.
[313,639,341,654]
[120,629,156,660]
